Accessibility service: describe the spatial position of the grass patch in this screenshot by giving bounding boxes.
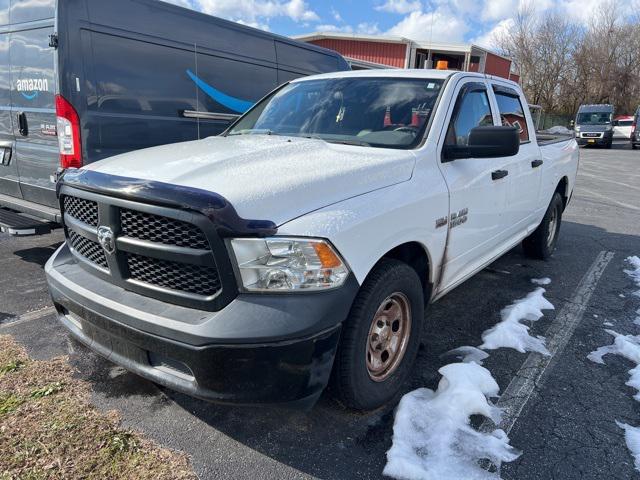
[0,360,25,375]
[0,335,196,479]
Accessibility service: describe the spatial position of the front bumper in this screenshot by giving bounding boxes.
[576,131,613,146]
[46,244,359,407]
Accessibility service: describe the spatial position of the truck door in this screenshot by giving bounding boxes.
[436,79,511,291]
[10,18,58,209]
[0,11,21,200]
[491,84,542,235]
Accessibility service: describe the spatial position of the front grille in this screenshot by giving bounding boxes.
[63,196,99,226]
[121,208,209,249]
[61,191,231,310]
[68,230,108,269]
[126,253,221,296]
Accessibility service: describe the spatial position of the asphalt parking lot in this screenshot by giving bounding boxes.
[1,141,639,480]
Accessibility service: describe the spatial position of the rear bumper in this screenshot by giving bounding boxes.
[46,244,359,407]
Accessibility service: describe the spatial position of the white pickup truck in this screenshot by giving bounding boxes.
[45,70,579,410]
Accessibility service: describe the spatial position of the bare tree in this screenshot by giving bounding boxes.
[495,0,640,118]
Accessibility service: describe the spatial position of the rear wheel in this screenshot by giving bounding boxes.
[332,259,424,410]
[522,192,563,260]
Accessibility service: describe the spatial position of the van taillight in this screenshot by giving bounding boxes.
[55,95,82,169]
[632,122,637,134]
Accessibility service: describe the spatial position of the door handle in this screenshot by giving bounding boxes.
[531,159,543,168]
[491,169,508,181]
[16,112,28,136]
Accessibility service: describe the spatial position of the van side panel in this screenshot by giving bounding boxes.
[57,0,348,164]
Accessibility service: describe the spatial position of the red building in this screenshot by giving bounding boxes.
[294,32,519,82]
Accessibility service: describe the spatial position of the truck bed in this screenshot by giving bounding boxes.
[536,130,575,146]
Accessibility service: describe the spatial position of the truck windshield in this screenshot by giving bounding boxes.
[576,112,612,125]
[227,77,444,149]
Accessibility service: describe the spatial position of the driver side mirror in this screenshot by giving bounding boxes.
[442,126,520,162]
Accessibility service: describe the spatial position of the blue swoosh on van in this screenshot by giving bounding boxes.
[186,69,253,114]
[20,91,39,100]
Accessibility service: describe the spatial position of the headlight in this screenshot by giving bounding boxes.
[575,126,580,132]
[230,237,349,291]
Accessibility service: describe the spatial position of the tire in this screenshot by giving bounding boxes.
[522,192,564,260]
[606,141,613,149]
[632,144,638,150]
[331,258,424,410]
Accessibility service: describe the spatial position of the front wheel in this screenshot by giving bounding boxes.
[522,192,564,260]
[331,259,424,410]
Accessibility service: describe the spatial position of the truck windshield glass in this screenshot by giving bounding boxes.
[577,112,612,125]
[227,78,444,149]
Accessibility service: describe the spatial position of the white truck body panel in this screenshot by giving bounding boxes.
[84,70,579,299]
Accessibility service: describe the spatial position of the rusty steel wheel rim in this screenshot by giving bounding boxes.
[366,292,412,382]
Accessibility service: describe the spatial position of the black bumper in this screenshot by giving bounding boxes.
[577,133,612,146]
[46,244,359,407]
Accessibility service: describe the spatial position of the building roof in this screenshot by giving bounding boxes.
[293,31,513,62]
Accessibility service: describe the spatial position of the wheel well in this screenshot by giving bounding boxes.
[381,242,431,301]
[555,176,569,209]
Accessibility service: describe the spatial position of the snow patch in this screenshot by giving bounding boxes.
[480,288,554,355]
[616,421,640,472]
[603,321,614,327]
[626,256,640,298]
[531,277,551,286]
[445,346,490,365]
[588,329,640,402]
[384,363,521,480]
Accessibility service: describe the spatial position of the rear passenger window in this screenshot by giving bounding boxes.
[494,88,529,142]
[445,86,493,146]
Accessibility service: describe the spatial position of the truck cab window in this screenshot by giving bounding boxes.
[445,87,493,146]
[494,90,529,142]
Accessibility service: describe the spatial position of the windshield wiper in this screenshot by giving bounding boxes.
[228,129,280,136]
[301,134,371,147]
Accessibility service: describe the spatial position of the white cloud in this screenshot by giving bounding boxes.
[330,7,343,22]
[192,0,319,26]
[481,0,519,21]
[375,0,422,14]
[356,22,382,35]
[386,9,469,42]
[472,17,514,48]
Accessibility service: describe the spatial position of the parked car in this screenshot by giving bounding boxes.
[613,115,634,139]
[575,104,614,148]
[632,107,640,150]
[45,70,579,410]
[0,0,349,224]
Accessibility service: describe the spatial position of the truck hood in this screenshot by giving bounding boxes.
[85,135,417,225]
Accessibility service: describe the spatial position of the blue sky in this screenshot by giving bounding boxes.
[163,0,639,49]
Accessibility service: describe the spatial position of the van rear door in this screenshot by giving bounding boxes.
[9,0,58,209]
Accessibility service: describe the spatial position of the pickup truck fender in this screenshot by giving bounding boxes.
[278,176,449,299]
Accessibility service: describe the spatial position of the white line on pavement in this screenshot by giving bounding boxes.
[0,305,56,329]
[481,250,615,435]
[577,188,640,212]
